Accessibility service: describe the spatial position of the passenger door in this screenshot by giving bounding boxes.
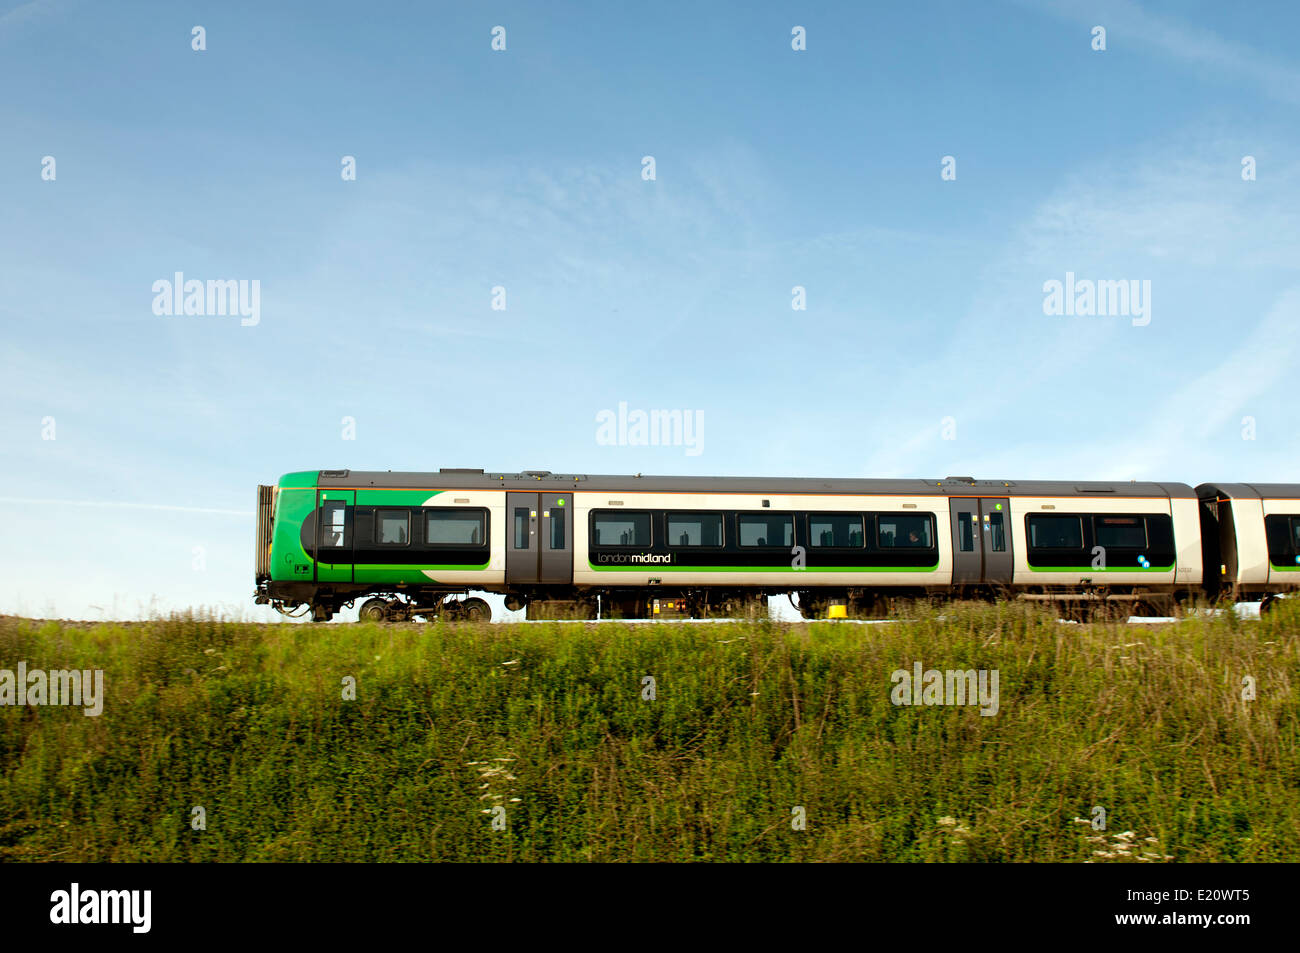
[950,499,981,584]
[315,489,355,583]
[506,492,572,585]
[980,498,1012,585]
[949,497,1012,586]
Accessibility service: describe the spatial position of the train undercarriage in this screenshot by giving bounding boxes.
[255,581,1230,623]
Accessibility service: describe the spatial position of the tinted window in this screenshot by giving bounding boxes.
[809,514,864,548]
[513,507,529,548]
[1146,514,1174,550]
[592,512,651,547]
[1265,515,1294,558]
[879,514,933,548]
[988,511,1006,552]
[1028,515,1083,549]
[959,513,974,552]
[738,514,793,547]
[321,501,347,547]
[668,513,724,547]
[549,510,565,549]
[426,509,485,545]
[1095,516,1146,548]
[377,509,409,545]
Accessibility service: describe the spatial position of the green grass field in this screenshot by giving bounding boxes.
[1,601,1296,862]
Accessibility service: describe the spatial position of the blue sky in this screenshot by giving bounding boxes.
[2,0,1298,619]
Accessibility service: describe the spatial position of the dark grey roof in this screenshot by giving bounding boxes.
[1197,482,1300,500]
[314,469,1195,499]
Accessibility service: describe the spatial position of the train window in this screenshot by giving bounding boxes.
[321,501,347,548]
[988,512,1006,552]
[513,508,529,548]
[667,513,724,547]
[1095,516,1146,549]
[549,510,565,549]
[1293,517,1300,551]
[1146,514,1174,550]
[1264,515,1294,558]
[958,514,974,552]
[879,514,933,548]
[592,511,651,547]
[426,509,486,546]
[808,514,863,548]
[1027,515,1083,549]
[738,513,793,548]
[377,509,409,545]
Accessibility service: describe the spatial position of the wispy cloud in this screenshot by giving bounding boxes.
[1029,0,1300,105]
[0,497,250,516]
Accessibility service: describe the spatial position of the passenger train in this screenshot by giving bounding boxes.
[252,469,1300,621]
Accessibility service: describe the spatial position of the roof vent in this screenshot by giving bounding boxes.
[320,469,350,477]
[522,470,552,477]
[439,468,484,473]
[946,475,975,483]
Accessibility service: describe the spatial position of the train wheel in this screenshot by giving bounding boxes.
[311,605,333,623]
[461,597,492,623]
[359,598,390,623]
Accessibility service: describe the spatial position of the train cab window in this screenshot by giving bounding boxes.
[808,514,864,548]
[738,513,793,548]
[879,514,933,548]
[1027,515,1083,549]
[592,511,651,547]
[513,508,529,548]
[667,513,724,547]
[426,509,486,546]
[377,509,409,545]
[1095,516,1146,549]
[321,501,347,547]
[988,512,1006,552]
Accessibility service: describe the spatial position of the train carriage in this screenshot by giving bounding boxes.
[1196,482,1300,610]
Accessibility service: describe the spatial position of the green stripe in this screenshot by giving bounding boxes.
[1270,564,1300,572]
[354,562,489,571]
[588,561,939,573]
[1028,564,1173,572]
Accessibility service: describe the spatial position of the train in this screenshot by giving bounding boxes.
[252,469,1300,621]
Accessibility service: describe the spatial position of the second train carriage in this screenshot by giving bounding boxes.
[252,469,1298,621]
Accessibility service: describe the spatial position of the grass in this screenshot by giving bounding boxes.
[0,600,1297,862]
